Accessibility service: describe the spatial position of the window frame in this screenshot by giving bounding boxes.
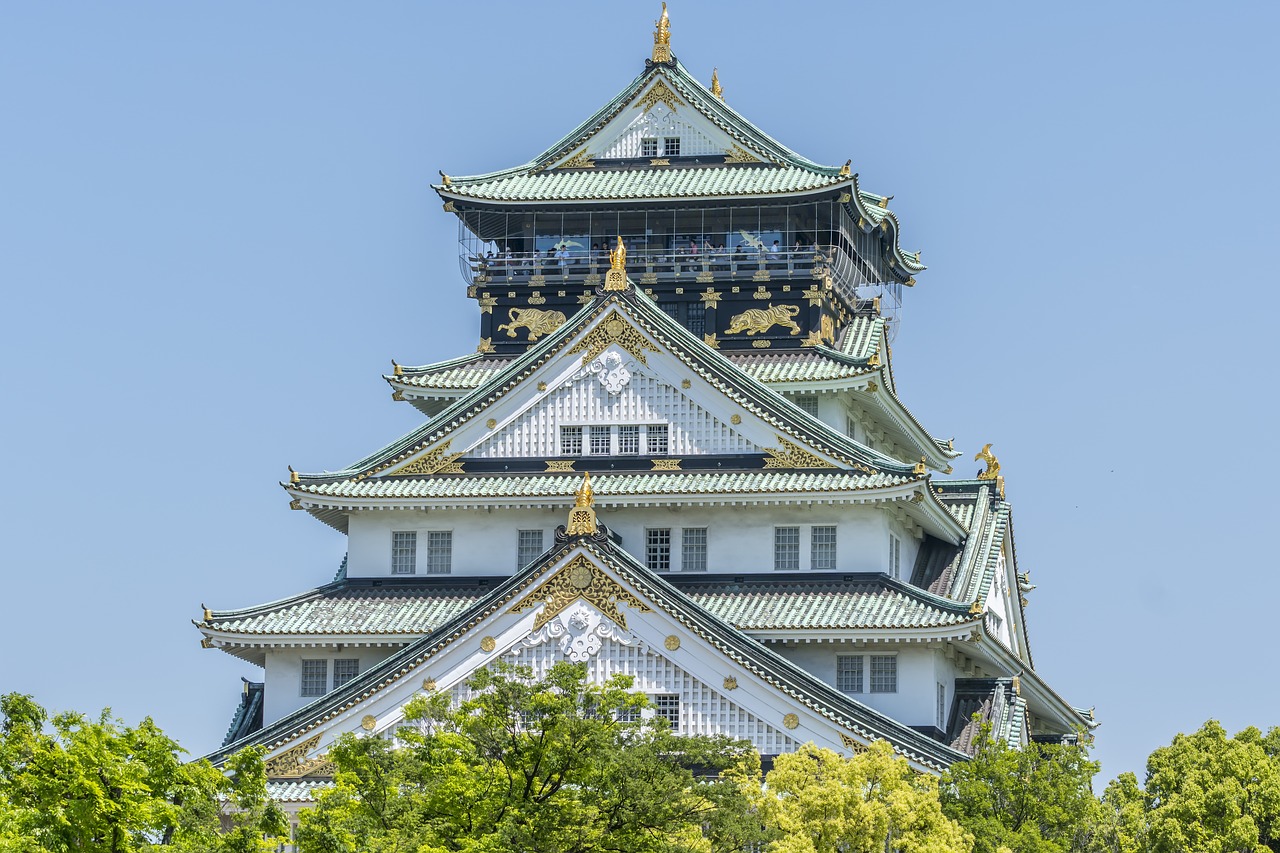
[646,528,672,572]
[869,654,898,694]
[888,532,902,579]
[391,531,417,575]
[836,654,864,695]
[425,530,453,575]
[811,525,837,571]
[300,659,328,697]
[333,659,360,688]
[640,137,659,157]
[681,527,707,572]
[662,136,681,157]
[774,526,801,571]
[517,529,544,570]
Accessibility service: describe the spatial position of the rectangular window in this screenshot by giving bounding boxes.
[686,303,706,337]
[774,527,800,570]
[796,395,819,416]
[659,301,681,321]
[300,660,327,697]
[653,694,680,728]
[682,528,707,572]
[646,528,672,571]
[426,531,452,574]
[517,529,544,569]
[870,655,897,693]
[560,426,583,456]
[662,137,681,157]
[618,424,640,455]
[647,425,669,455]
[937,682,947,729]
[589,426,611,456]
[836,655,863,694]
[846,414,858,440]
[811,526,837,571]
[640,137,658,157]
[391,531,417,575]
[889,533,902,579]
[333,659,359,688]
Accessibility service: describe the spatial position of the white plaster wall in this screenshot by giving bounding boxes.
[263,647,399,723]
[347,504,916,577]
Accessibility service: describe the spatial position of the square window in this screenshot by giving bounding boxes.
[646,425,669,455]
[659,301,681,321]
[774,527,800,570]
[333,659,359,688]
[870,655,897,693]
[589,426,612,455]
[652,693,680,728]
[426,531,452,574]
[663,137,680,157]
[517,529,544,569]
[682,528,707,572]
[836,655,863,694]
[391,531,416,575]
[646,528,672,572]
[796,395,819,416]
[640,137,658,157]
[618,425,640,455]
[561,426,583,456]
[301,660,327,697]
[812,526,837,571]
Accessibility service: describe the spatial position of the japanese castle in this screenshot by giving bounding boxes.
[198,5,1093,810]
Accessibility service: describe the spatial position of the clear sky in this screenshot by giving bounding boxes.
[2,1,1277,785]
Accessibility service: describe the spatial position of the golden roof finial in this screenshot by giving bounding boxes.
[604,236,629,291]
[566,472,599,536]
[711,67,724,101]
[439,170,452,187]
[652,2,672,64]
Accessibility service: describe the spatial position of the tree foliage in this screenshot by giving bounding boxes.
[760,741,971,853]
[295,661,766,853]
[0,693,285,852]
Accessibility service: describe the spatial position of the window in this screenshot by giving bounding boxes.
[870,655,897,693]
[846,414,858,440]
[659,301,681,321]
[426,531,452,574]
[774,527,800,570]
[517,529,544,569]
[646,528,672,571]
[647,425,669,455]
[652,694,680,728]
[836,655,863,694]
[663,137,681,157]
[301,660,327,697]
[796,395,819,416]
[333,659,359,688]
[589,426,611,456]
[686,303,706,337]
[811,526,837,570]
[391,531,417,575]
[560,426,583,455]
[937,682,947,729]
[682,528,707,572]
[618,424,640,455]
[640,137,658,157]
[888,533,902,579]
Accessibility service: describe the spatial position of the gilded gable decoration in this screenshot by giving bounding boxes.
[388,440,465,477]
[565,472,599,536]
[264,735,333,779]
[724,144,760,164]
[556,147,596,170]
[637,79,681,114]
[763,436,836,470]
[567,313,661,365]
[510,553,651,630]
[710,67,724,101]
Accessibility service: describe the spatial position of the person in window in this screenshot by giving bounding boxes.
[768,240,781,261]
[545,247,558,267]
[556,244,571,266]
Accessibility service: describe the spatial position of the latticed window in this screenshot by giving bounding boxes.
[937,683,947,729]
[682,528,707,572]
[889,533,902,579]
[391,531,416,575]
[846,414,858,440]
[774,527,800,570]
[836,655,863,694]
[426,531,452,574]
[517,529,544,569]
[301,660,327,697]
[640,137,658,157]
[653,694,680,728]
[618,425,640,455]
[560,426,583,456]
[870,655,897,693]
[659,302,681,321]
[647,424,669,455]
[812,526,837,570]
[590,426,611,455]
[333,659,359,688]
[686,303,706,337]
[663,137,681,156]
[796,395,819,416]
[646,528,671,571]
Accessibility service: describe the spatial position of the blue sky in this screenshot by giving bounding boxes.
[2,1,1277,784]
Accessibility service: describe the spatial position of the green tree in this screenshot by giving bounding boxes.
[939,727,1098,853]
[296,661,765,853]
[760,740,971,853]
[0,693,285,852]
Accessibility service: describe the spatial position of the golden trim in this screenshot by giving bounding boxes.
[545,460,576,472]
[486,418,497,429]
[681,379,691,389]
[565,472,598,535]
[801,330,824,347]
[422,677,437,691]
[289,498,302,511]
[556,147,596,170]
[664,634,681,651]
[480,636,497,652]
[497,307,567,341]
[637,79,680,114]
[724,144,760,164]
[839,733,867,753]
[695,270,714,283]
[752,285,772,300]
[649,158,671,167]
[726,304,801,336]
[722,676,738,690]
[476,338,495,354]
[751,340,771,348]
[837,192,852,204]
[751,269,771,282]
[265,735,332,779]
[700,288,721,308]
[527,291,546,305]
[391,389,405,402]
[391,360,403,377]
[651,2,672,64]
[839,159,851,177]
[805,290,825,307]
[537,381,548,391]
[390,440,465,477]
[567,314,660,365]
[912,458,927,475]
[783,713,799,730]
[975,443,1001,480]
[360,715,376,731]
[288,466,299,484]
[730,414,741,425]
[703,332,719,348]
[604,236,629,291]
[865,380,878,392]
[651,458,682,470]
[710,67,724,101]
[511,553,650,630]
[763,436,836,470]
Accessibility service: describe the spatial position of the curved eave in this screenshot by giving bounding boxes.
[973,621,1096,734]
[843,174,926,280]
[754,620,980,644]
[434,174,854,208]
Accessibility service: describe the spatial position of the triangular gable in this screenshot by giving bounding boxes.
[206,529,968,776]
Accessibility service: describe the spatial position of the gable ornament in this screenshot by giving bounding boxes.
[511,551,651,631]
